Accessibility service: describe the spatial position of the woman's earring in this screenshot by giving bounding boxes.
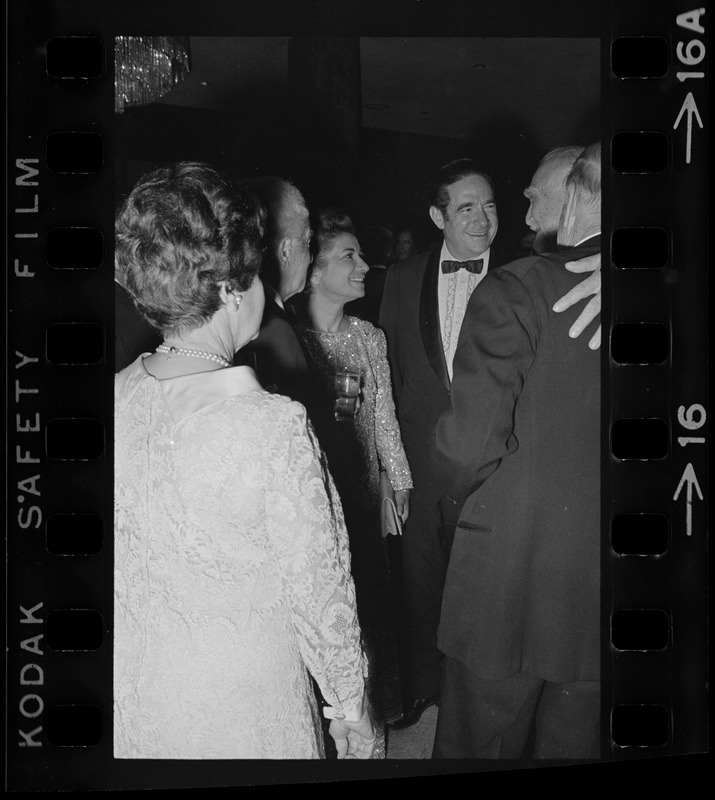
[234,294,242,309]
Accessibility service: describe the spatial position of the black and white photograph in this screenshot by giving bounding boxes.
[6,0,709,790]
[113,34,602,764]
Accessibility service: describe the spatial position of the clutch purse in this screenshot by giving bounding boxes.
[380,470,402,538]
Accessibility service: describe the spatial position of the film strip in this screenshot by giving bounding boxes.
[6,0,708,788]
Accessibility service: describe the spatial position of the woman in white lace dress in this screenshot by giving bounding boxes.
[113,163,375,760]
[288,210,413,748]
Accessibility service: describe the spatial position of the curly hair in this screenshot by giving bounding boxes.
[115,162,265,337]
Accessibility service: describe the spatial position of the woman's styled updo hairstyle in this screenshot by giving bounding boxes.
[307,208,356,283]
[115,161,265,336]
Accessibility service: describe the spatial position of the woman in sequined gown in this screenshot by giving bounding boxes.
[289,209,413,739]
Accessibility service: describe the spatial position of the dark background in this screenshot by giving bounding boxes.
[11,0,709,791]
[114,36,601,259]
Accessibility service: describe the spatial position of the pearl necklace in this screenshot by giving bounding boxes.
[156,344,232,368]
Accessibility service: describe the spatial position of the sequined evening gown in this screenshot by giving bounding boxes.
[296,316,413,733]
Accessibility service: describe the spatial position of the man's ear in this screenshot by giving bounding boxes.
[278,236,293,267]
[429,205,445,231]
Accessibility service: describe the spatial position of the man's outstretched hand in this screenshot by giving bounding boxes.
[553,251,601,350]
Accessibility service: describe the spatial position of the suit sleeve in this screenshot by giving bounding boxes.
[434,269,538,506]
[378,265,403,406]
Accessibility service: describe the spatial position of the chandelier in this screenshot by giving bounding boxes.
[115,36,191,114]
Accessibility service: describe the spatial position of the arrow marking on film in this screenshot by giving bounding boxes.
[673,462,704,536]
[673,92,704,164]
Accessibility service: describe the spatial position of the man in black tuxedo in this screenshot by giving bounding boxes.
[380,155,602,730]
[432,143,602,759]
[380,159,504,727]
[235,176,319,407]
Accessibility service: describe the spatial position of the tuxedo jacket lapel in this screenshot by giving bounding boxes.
[420,247,450,392]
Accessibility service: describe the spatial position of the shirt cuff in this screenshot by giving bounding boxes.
[322,698,366,722]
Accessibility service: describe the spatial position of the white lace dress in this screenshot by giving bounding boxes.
[114,357,366,759]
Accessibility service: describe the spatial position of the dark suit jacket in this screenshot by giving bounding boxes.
[234,294,335,442]
[379,245,505,503]
[234,295,318,406]
[434,236,601,684]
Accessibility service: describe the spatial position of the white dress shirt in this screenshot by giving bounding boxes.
[573,231,601,247]
[438,242,491,380]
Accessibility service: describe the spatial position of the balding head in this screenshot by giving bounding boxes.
[524,145,584,252]
[247,176,312,300]
[558,142,601,246]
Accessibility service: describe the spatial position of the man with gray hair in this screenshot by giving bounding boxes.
[235,176,318,406]
[432,143,602,760]
[523,145,584,254]
[249,176,313,302]
[527,145,602,350]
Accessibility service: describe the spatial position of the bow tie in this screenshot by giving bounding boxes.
[441,258,484,274]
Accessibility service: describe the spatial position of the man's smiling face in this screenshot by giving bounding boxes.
[431,174,498,261]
